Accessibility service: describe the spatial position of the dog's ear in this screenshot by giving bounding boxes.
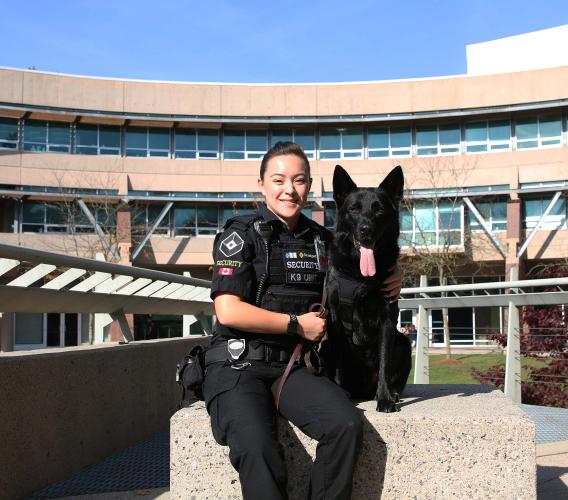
[378,165,404,204]
[333,165,357,209]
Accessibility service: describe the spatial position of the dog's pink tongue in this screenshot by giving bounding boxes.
[359,246,376,277]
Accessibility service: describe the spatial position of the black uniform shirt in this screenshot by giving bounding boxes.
[210,204,331,348]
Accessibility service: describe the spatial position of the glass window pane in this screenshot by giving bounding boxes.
[271,129,293,144]
[342,128,363,149]
[524,198,542,217]
[175,129,196,150]
[76,124,98,146]
[390,127,411,148]
[516,119,538,141]
[320,129,341,150]
[465,122,487,143]
[100,126,121,148]
[224,151,245,159]
[549,197,566,217]
[46,203,65,225]
[224,130,245,151]
[126,127,147,149]
[15,313,43,344]
[148,128,170,149]
[539,116,562,138]
[23,202,44,223]
[174,207,196,233]
[198,129,219,151]
[369,149,389,158]
[439,202,461,229]
[488,121,510,142]
[197,207,218,234]
[492,201,507,220]
[416,126,437,147]
[320,151,341,159]
[246,130,267,151]
[48,122,71,145]
[415,203,436,230]
[294,130,315,151]
[367,128,388,149]
[25,121,47,143]
[400,208,413,231]
[467,144,487,153]
[324,206,336,229]
[0,117,19,142]
[438,124,460,145]
[148,205,169,227]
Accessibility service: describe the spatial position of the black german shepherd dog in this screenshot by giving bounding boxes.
[324,165,412,412]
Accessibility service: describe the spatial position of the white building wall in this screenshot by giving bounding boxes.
[466,24,568,75]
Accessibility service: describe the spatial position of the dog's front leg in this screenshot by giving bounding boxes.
[375,312,398,412]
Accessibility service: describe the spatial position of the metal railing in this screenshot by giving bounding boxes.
[399,269,568,402]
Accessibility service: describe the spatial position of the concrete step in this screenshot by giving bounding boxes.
[170,384,536,499]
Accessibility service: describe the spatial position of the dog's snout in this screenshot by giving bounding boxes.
[358,223,371,236]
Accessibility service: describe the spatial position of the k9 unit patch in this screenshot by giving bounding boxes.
[282,248,322,284]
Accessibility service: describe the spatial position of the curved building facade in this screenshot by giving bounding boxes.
[1,66,567,349]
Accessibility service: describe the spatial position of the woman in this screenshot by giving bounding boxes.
[203,141,401,500]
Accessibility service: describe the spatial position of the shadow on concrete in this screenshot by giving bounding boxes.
[398,383,495,409]
[534,227,561,260]
[537,464,568,498]
[279,420,316,499]
[166,236,192,265]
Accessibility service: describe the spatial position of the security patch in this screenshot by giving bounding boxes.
[219,232,244,257]
[216,259,243,268]
[282,247,321,284]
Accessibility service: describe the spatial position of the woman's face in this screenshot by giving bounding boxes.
[258,154,311,229]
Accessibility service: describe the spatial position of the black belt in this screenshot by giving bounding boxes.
[205,341,294,366]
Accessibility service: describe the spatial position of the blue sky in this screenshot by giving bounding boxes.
[2,0,568,83]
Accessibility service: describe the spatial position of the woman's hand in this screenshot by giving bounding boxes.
[297,312,326,342]
[382,264,402,302]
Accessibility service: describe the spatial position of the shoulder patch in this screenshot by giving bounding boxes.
[219,231,245,257]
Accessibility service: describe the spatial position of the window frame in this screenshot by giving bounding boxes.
[415,124,462,157]
[464,120,512,154]
[0,117,20,149]
[318,128,364,160]
[223,129,268,160]
[515,115,563,150]
[23,120,71,153]
[75,123,121,156]
[174,128,220,160]
[367,126,412,158]
[125,126,171,158]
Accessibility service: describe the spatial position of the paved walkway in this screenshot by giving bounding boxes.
[28,403,568,499]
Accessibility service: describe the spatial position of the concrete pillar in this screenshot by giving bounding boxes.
[311,204,324,226]
[0,312,15,352]
[505,199,525,279]
[413,275,429,384]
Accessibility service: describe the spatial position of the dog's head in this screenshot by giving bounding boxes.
[332,165,404,276]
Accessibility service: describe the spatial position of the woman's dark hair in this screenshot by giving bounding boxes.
[259,141,311,179]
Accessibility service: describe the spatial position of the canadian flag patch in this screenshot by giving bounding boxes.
[218,267,234,276]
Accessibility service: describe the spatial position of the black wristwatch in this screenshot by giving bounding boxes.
[286,313,299,336]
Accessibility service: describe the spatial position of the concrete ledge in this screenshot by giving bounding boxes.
[171,384,536,499]
[0,337,208,500]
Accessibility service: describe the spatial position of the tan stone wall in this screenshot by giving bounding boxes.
[1,66,568,116]
[0,337,207,500]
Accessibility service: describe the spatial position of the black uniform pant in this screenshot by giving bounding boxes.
[205,362,363,500]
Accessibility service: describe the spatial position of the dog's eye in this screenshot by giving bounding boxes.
[349,203,362,212]
[371,202,382,212]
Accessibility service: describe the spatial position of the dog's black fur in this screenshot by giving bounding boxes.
[324,165,412,412]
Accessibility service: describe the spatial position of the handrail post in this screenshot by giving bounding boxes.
[504,266,522,403]
[413,275,430,384]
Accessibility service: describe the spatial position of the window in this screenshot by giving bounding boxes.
[324,205,337,230]
[416,124,461,156]
[175,128,219,159]
[319,128,363,159]
[468,200,507,231]
[465,121,511,153]
[125,127,170,157]
[400,201,463,247]
[197,206,219,235]
[75,124,121,155]
[270,129,316,159]
[174,207,196,236]
[23,120,71,153]
[368,127,412,157]
[224,130,267,159]
[523,196,566,229]
[0,117,19,149]
[516,115,562,150]
[20,201,111,233]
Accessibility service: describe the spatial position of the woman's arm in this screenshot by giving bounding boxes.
[214,292,326,341]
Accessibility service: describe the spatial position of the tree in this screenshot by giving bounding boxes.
[400,156,496,357]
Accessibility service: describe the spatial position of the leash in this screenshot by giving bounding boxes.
[275,275,328,412]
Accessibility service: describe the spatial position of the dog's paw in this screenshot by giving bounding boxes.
[376,398,398,413]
